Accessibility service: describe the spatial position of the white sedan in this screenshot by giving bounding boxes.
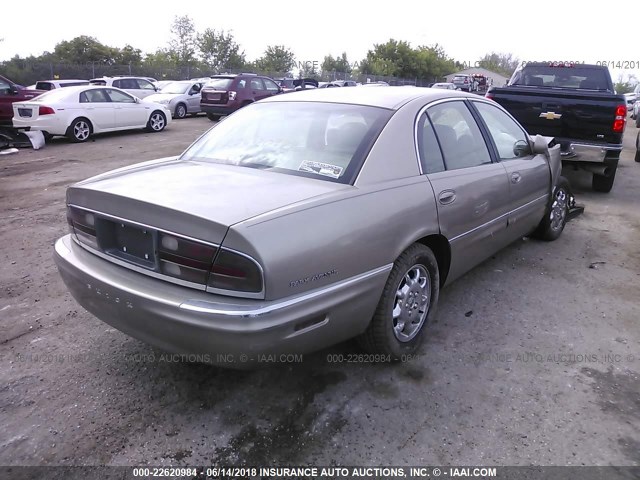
[12,86,171,143]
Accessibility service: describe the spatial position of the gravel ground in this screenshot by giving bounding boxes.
[0,116,638,469]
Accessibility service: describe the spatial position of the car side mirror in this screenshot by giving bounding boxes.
[9,84,19,95]
[134,97,140,103]
[513,139,531,157]
[531,134,551,155]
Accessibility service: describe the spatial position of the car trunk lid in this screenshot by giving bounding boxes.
[67,157,349,245]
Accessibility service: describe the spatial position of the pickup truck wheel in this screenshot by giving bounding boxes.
[206,113,220,122]
[533,177,571,241]
[592,168,616,193]
[357,244,439,359]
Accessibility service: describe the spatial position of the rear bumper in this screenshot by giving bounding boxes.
[54,235,389,367]
[12,116,67,135]
[200,104,238,116]
[558,141,622,165]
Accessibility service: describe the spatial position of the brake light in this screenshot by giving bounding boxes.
[158,232,217,285]
[485,93,495,100]
[38,106,55,115]
[67,206,98,250]
[613,104,626,133]
[208,249,263,294]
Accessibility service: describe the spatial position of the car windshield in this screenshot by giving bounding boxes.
[205,78,234,89]
[509,66,610,90]
[180,102,392,183]
[160,82,191,94]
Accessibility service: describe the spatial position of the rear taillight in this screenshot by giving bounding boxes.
[613,104,627,133]
[67,206,98,249]
[485,93,494,100]
[158,232,217,285]
[208,250,263,294]
[228,91,237,100]
[38,106,55,115]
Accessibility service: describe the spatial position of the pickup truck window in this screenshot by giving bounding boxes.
[473,102,531,160]
[510,66,610,91]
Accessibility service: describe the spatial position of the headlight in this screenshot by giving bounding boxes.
[158,99,170,105]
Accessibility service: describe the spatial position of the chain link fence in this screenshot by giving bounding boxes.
[1,61,443,87]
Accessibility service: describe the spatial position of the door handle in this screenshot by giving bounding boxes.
[511,172,522,184]
[438,190,456,205]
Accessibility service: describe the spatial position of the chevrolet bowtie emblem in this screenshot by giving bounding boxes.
[540,111,562,120]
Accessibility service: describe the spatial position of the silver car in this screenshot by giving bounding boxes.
[54,87,571,366]
[144,81,204,119]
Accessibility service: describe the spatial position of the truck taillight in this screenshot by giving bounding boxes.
[613,105,626,133]
[38,106,55,115]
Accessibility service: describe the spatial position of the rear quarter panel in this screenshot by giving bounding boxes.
[224,102,441,301]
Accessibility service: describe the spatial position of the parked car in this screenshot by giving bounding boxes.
[636,130,640,163]
[89,76,159,99]
[486,63,626,192]
[143,81,204,119]
[276,78,297,93]
[200,73,282,121]
[431,82,458,90]
[452,74,476,92]
[0,74,45,125]
[318,82,341,88]
[32,79,90,91]
[624,92,636,113]
[331,80,358,87]
[634,101,640,127]
[54,87,571,367]
[12,85,171,142]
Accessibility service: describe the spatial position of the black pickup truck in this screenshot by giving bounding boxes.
[486,63,627,192]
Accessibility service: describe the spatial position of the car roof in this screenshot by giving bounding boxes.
[263,85,474,109]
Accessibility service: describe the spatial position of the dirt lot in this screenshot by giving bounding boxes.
[1,116,639,469]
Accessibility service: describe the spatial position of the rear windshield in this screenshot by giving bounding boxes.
[35,82,54,90]
[180,102,392,183]
[29,89,75,102]
[204,78,234,90]
[509,66,611,91]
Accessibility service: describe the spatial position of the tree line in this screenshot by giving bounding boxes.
[0,15,526,82]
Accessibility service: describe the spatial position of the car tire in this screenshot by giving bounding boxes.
[533,177,571,241]
[636,115,640,128]
[635,132,640,163]
[206,113,220,122]
[174,103,187,119]
[66,118,92,143]
[592,167,616,193]
[357,243,439,360]
[146,111,167,132]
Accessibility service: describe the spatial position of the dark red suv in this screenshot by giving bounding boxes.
[200,73,282,121]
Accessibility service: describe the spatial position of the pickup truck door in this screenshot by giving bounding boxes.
[420,100,512,284]
[471,100,550,237]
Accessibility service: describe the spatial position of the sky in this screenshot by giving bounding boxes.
[1,0,638,82]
